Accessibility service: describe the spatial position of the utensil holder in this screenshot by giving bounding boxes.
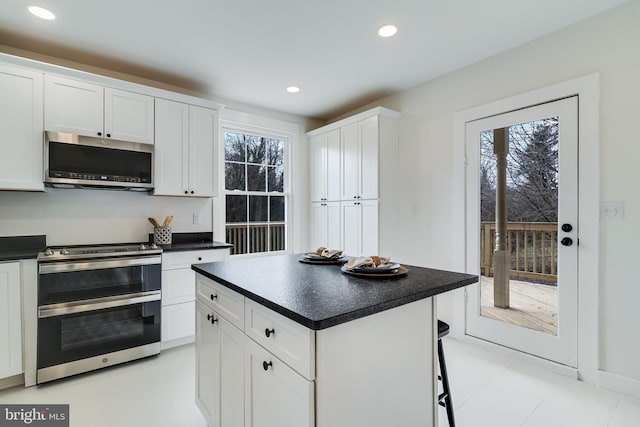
[153,226,172,245]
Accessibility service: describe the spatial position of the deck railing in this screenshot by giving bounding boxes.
[225,223,286,255]
[481,222,557,283]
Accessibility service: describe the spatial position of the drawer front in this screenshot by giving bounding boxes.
[196,275,244,330]
[162,268,195,305]
[162,249,228,270]
[162,301,195,343]
[244,299,315,380]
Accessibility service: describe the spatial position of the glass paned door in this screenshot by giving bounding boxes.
[465,97,578,367]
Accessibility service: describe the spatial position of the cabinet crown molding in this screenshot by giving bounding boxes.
[306,106,400,137]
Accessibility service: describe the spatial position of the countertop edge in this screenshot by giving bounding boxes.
[192,264,477,330]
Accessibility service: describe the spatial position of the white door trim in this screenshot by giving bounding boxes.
[451,73,600,383]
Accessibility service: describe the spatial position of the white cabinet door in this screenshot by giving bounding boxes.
[196,301,244,427]
[341,200,378,257]
[341,201,361,257]
[360,199,379,256]
[0,262,22,379]
[104,88,154,144]
[162,302,195,343]
[310,135,327,202]
[310,202,328,249]
[311,201,341,250]
[340,123,359,201]
[44,75,103,137]
[0,65,43,191]
[311,129,340,202]
[196,301,220,426]
[154,99,215,197]
[325,130,341,202]
[359,116,379,200]
[188,105,215,197]
[154,98,189,196]
[244,337,313,427]
[219,314,245,427]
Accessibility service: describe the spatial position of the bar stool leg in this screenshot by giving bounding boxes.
[438,337,455,427]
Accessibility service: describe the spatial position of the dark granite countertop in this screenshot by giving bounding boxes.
[0,235,46,261]
[192,254,478,330]
[148,232,232,252]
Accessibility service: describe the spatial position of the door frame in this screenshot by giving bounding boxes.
[451,74,600,383]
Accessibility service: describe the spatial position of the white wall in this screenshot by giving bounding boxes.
[333,2,640,389]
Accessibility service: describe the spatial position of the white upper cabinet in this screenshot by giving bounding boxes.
[341,116,379,201]
[44,75,154,144]
[104,88,154,144]
[0,64,44,191]
[154,98,215,197]
[310,128,340,202]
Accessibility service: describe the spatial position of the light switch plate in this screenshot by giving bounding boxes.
[192,213,201,225]
[600,201,624,219]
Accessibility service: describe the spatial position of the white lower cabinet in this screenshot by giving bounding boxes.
[244,337,314,427]
[196,301,244,427]
[0,262,22,379]
[341,199,379,256]
[162,249,229,348]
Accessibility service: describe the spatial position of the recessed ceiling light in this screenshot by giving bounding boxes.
[286,86,300,94]
[27,5,56,20]
[378,24,398,38]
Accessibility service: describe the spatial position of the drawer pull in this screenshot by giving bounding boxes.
[265,328,275,338]
[263,361,273,371]
[210,294,217,301]
[198,257,202,261]
[207,314,218,324]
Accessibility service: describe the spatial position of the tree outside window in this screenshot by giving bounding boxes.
[224,131,287,255]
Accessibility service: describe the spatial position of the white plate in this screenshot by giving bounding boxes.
[350,262,401,274]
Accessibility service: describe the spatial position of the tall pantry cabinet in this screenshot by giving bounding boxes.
[307,107,400,258]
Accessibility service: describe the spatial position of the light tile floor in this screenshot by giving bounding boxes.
[438,337,640,427]
[1,341,638,426]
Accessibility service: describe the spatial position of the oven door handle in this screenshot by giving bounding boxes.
[39,256,162,274]
[38,291,161,318]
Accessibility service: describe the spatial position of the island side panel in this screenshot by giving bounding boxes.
[316,297,436,427]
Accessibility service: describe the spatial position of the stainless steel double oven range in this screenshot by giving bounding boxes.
[36,243,162,384]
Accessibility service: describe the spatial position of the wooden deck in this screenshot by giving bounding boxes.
[480,275,558,335]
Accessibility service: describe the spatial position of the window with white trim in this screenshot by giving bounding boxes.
[224,130,287,255]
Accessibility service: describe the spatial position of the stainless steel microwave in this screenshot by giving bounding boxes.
[44,131,153,191]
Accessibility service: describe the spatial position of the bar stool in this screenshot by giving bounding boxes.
[437,320,455,427]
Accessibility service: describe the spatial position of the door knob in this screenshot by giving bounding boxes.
[561,224,573,232]
[561,237,573,247]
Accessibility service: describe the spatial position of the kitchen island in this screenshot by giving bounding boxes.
[192,254,477,427]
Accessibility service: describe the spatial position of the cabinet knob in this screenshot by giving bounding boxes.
[191,191,195,194]
[184,190,189,195]
[97,131,102,136]
[106,133,111,138]
[265,328,275,338]
[561,223,573,232]
[210,294,217,301]
[561,237,573,247]
[262,361,273,371]
[207,314,218,324]
[353,196,357,199]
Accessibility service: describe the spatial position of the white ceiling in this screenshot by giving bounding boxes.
[0,0,627,120]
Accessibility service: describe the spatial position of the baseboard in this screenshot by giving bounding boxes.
[0,373,24,391]
[598,370,640,400]
[459,334,579,379]
[161,335,195,350]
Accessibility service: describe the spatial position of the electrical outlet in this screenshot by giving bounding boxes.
[192,213,200,225]
[600,201,624,219]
